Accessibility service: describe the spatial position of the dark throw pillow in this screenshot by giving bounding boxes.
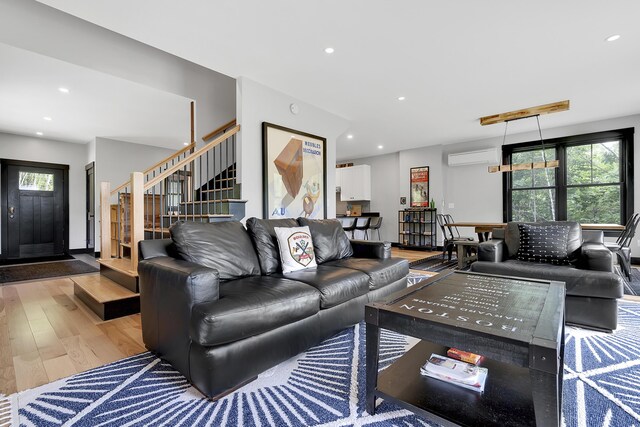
[515,223,571,265]
[297,218,353,264]
[170,221,261,280]
[246,217,299,275]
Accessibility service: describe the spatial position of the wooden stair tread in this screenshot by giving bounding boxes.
[200,187,235,193]
[98,258,138,277]
[179,199,247,205]
[72,275,138,303]
[144,227,170,233]
[161,214,233,218]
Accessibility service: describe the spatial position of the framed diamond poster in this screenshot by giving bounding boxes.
[262,122,327,219]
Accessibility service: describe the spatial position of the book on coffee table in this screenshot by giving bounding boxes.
[420,354,488,392]
[447,348,483,365]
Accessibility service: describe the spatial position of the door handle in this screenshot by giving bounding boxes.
[8,206,15,219]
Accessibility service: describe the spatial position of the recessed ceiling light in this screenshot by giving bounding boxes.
[58,87,69,93]
[183,142,189,146]
[43,116,52,121]
[347,134,354,139]
[605,34,620,42]
[378,145,383,149]
[324,47,335,54]
[397,96,406,101]
[36,132,43,136]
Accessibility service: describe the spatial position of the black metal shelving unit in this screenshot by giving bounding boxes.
[398,208,437,250]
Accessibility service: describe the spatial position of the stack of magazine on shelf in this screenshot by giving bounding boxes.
[420,353,488,392]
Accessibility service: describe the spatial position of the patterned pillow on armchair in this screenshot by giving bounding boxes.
[515,223,572,265]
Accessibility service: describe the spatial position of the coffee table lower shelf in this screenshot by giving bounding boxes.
[374,340,536,427]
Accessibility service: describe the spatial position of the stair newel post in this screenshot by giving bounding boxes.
[100,182,111,260]
[130,172,145,272]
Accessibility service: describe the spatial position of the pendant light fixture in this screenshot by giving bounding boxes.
[481,100,569,174]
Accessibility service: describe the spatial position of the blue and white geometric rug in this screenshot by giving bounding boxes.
[4,301,640,426]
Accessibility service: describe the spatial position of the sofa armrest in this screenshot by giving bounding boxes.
[582,230,604,244]
[578,242,614,272]
[350,240,391,259]
[478,239,506,262]
[138,257,219,365]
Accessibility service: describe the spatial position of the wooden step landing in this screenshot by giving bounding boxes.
[72,275,140,321]
[98,258,137,276]
[98,258,138,292]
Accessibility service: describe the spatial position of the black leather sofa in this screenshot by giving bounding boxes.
[138,218,409,399]
[470,221,624,332]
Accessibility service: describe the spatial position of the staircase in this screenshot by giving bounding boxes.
[73,117,242,320]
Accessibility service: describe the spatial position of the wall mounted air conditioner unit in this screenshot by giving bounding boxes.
[447,147,499,166]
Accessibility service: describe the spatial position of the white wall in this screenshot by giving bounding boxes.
[0,0,236,140]
[94,137,176,248]
[236,77,350,220]
[346,114,639,250]
[0,132,88,250]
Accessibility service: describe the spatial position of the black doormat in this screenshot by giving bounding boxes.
[0,254,74,266]
[410,254,460,273]
[0,259,98,284]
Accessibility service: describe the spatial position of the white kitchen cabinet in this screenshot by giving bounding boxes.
[340,165,371,201]
[335,167,343,192]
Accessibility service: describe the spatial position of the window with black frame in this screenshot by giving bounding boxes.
[504,128,633,225]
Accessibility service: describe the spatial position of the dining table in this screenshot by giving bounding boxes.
[446,222,625,242]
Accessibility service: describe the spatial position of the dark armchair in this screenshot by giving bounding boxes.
[471,221,624,332]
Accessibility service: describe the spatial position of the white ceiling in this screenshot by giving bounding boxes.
[0,42,191,148]
[32,1,640,159]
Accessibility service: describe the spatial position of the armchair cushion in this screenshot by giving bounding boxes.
[170,221,261,280]
[297,218,353,263]
[471,260,623,299]
[515,223,572,265]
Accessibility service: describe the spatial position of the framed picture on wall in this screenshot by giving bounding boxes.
[410,166,429,207]
[262,122,327,219]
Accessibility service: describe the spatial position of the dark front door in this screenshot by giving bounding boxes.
[86,162,95,251]
[1,160,69,259]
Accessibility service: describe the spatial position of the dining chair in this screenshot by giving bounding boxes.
[436,214,475,260]
[368,217,383,240]
[605,213,640,279]
[355,217,371,240]
[340,217,357,239]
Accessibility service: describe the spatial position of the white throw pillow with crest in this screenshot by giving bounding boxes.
[274,226,318,273]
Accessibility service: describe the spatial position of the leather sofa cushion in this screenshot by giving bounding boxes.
[324,258,409,290]
[246,217,299,275]
[170,221,261,280]
[277,265,368,308]
[297,218,353,264]
[190,276,320,346]
[505,221,582,261]
[471,260,623,299]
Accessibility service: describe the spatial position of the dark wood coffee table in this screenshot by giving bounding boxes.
[365,271,565,427]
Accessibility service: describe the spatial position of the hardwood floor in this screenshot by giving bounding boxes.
[0,274,144,396]
[390,247,440,264]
